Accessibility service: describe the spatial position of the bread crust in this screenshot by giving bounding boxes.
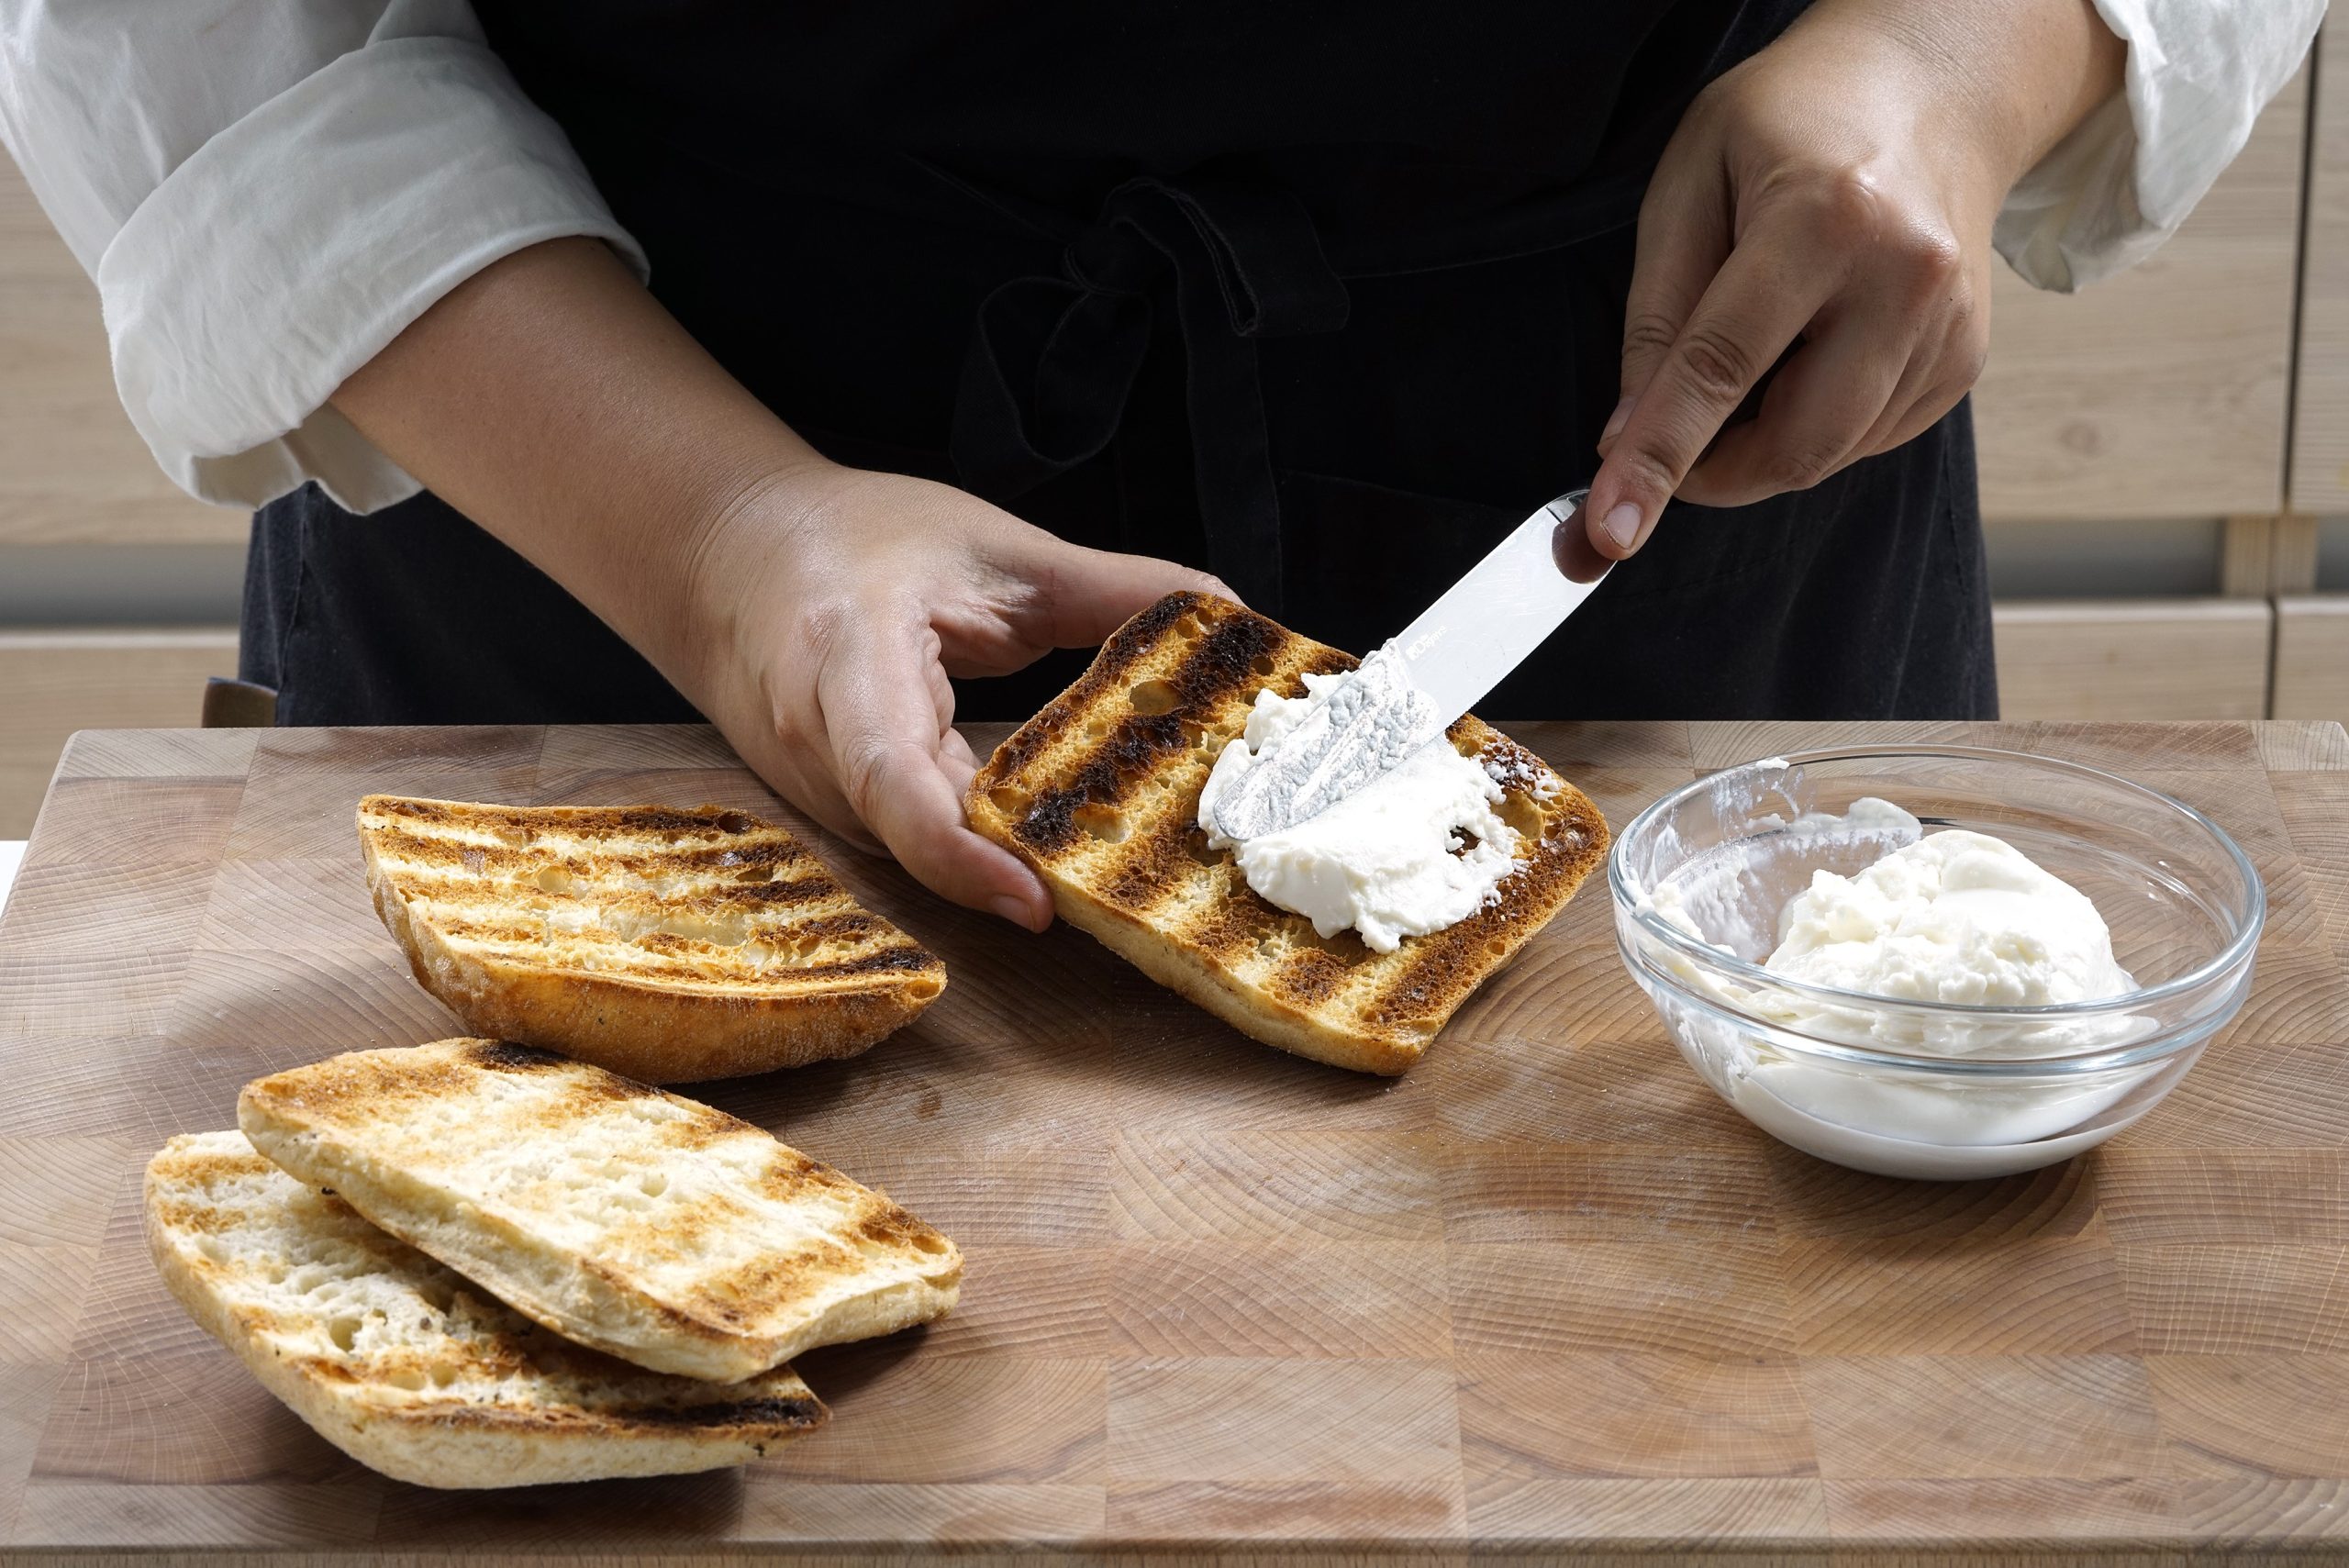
[239,1040,963,1384]
[358,797,944,1083]
[145,1132,827,1489]
[965,592,1609,1073]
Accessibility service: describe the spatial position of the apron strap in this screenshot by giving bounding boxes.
[952,174,1349,615]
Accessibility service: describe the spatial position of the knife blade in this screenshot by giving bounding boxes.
[1199,490,1609,842]
[1396,487,1608,728]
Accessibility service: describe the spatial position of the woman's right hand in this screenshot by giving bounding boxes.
[673,462,1226,930]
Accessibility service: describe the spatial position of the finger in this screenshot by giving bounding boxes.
[738,684,889,856]
[1677,307,1918,507]
[819,615,1053,929]
[1552,511,1614,584]
[1584,216,1839,559]
[949,539,1235,682]
[1029,540,1234,648]
[1854,320,1987,460]
[925,651,956,740]
[769,756,887,859]
[1860,373,1973,460]
[941,726,982,773]
[938,728,983,796]
[1607,140,1735,450]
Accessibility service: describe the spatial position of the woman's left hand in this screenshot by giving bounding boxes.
[1582,0,2123,560]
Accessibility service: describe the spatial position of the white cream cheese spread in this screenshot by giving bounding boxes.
[1197,659,1519,953]
[1762,813,2135,1007]
[1201,642,1441,841]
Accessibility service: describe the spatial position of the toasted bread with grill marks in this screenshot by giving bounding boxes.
[146,1131,827,1489]
[358,796,943,1084]
[239,1038,963,1384]
[964,592,1608,1074]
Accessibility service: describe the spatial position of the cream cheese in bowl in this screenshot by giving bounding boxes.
[1762,814,2135,1007]
[1612,750,2264,1179]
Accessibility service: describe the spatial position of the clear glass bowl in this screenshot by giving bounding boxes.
[1609,747,2265,1179]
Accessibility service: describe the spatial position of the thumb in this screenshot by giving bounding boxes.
[1028,538,1237,650]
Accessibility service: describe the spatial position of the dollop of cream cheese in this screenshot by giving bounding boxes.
[1197,670,1519,953]
[1762,805,2135,1007]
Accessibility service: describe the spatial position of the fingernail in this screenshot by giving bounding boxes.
[1599,396,1635,446]
[1601,502,1643,550]
[988,894,1034,928]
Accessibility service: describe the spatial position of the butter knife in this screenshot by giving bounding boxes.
[1203,490,1609,841]
[1396,487,1609,728]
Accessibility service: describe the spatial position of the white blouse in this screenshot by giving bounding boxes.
[0,0,2323,514]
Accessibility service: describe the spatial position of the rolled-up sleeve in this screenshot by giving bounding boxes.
[0,0,646,512]
[1995,0,2324,293]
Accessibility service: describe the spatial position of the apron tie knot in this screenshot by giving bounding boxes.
[953,175,1349,614]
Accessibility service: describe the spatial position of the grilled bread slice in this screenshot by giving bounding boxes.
[146,1131,827,1489]
[964,591,1609,1074]
[239,1038,963,1385]
[358,795,944,1083]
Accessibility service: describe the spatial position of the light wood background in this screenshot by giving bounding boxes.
[0,168,236,548]
[1990,600,2274,721]
[0,631,238,837]
[0,718,2343,1565]
[1974,68,2308,522]
[2277,595,2349,718]
[2294,23,2349,514]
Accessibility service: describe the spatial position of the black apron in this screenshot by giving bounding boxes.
[242,2,1995,724]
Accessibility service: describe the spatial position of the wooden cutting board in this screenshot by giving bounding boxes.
[1,719,2344,1566]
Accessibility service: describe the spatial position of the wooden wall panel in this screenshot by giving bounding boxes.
[2293,26,2349,512]
[2273,595,2349,720]
[1975,68,2310,522]
[0,629,238,836]
[1991,600,2273,719]
[0,155,240,546]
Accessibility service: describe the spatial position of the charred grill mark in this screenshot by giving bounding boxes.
[1096,807,1212,912]
[367,826,524,873]
[1008,610,1286,854]
[1298,646,1356,684]
[987,592,1204,783]
[362,795,458,824]
[665,840,816,873]
[755,1151,828,1198]
[786,911,882,947]
[985,695,1075,787]
[626,1394,826,1430]
[589,805,761,837]
[370,799,791,845]
[1172,609,1286,711]
[466,1040,568,1073]
[433,916,561,948]
[804,944,942,979]
[1181,879,1280,965]
[1275,947,1348,1006]
[705,874,842,910]
[1014,712,1188,853]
